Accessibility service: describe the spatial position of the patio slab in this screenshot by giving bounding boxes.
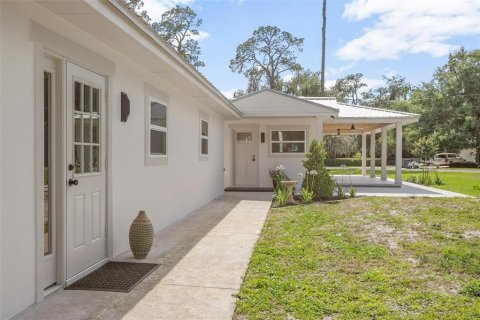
[16,192,272,320]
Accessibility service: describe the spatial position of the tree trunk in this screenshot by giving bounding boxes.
[320,0,326,96]
[476,146,480,165]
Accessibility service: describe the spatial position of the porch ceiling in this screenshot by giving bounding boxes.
[323,123,388,135]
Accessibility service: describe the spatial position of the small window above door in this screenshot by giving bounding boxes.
[237,132,253,143]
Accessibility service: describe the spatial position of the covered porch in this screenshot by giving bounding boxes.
[306,97,420,187]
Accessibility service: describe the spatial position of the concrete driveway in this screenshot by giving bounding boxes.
[16,192,272,320]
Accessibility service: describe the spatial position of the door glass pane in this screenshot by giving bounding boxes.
[92,146,100,172]
[201,120,208,136]
[236,132,252,143]
[92,115,99,144]
[75,145,82,174]
[74,82,82,111]
[92,88,99,114]
[84,85,91,113]
[150,130,166,155]
[201,138,208,155]
[84,145,91,173]
[150,101,167,128]
[44,72,52,255]
[83,115,91,143]
[74,114,82,143]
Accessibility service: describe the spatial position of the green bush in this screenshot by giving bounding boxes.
[449,162,478,168]
[464,279,480,297]
[302,139,335,200]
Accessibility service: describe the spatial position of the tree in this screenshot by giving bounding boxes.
[230,26,304,91]
[332,73,367,104]
[362,75,413,109]
[126,0,151,23]
[153,5,205,68]
[284,70,321,96]
[412,48,480,163]
[302,139,335,200]
[412,136,439,161]
[320,0,327,95]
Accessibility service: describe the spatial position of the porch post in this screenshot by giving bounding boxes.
[381,127,388,180]
[395,123,403,184]
[315,116,324,140]
[370,132,376,178]
[361,132,367,176]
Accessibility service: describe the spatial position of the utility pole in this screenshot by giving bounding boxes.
[320,0,326,96]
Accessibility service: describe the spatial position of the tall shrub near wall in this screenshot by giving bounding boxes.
[302,139,335,200]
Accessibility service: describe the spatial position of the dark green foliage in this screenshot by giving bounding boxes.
[464,280,480,297]
[302,139,335,200]
[449,162,479,168]
[229,26,304,91]
[152,5,205,68]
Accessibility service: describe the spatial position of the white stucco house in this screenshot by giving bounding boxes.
[224,89,419,189]
[0,1,419,319]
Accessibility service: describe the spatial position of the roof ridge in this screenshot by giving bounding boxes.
[337,102,419,117]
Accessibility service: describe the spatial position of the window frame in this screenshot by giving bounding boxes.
[270,129,307,155]
[200,118,209,156]
[148,97,168,158]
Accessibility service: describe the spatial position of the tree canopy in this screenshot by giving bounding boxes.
[230,26,304,91]
[153,5,205,68]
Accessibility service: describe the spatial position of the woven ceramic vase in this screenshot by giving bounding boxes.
[129,210,154,259]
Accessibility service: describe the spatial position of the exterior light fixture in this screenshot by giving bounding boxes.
[351,124,355,130]
[337,129,340,136]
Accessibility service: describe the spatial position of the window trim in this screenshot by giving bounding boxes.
[269,128,308,156]
[148,97,167,158]
[200,118,209,156]
[144,82,169,166]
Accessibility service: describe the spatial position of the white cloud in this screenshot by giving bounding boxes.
[282,73,294,82]
[337,0,480,61]
[140,0,195,22]
[326,63,355,77]
[325,77,383,93]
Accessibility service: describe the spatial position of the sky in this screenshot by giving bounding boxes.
[139,0,480,98]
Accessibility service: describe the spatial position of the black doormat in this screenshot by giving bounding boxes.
[65,261,159,293]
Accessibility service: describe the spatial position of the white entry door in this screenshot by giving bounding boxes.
[234,131,258,186]
[66,62,107,282]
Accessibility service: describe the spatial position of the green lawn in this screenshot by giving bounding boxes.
[234,198,480,319]
[329,169,480,197]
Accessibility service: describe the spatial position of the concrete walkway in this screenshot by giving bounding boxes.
[17,192,272,320]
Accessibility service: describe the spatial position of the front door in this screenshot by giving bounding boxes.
[65,62,107,282]
[234,130,258,186]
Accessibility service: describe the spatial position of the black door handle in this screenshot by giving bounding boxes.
[252,155,256,161]
[68,179,79,186]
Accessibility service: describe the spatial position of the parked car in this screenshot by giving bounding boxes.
[431,153,468,167]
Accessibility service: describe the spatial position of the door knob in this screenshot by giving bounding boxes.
[68,163,75,171]
[68,179,79,186]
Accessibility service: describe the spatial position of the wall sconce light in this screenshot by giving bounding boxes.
[261,132,265,143]
[121,92,130,122]
[350,124,355,130]
[337,129,341,136]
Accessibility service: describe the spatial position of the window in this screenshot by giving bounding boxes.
[271,130,306,154]
[149,99,167,156]
[200,119,208,155]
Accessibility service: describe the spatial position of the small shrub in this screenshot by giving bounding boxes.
[274,185,289,207]
[463,279,480,297]
[302,139,335,200]
[407,175,419,184]
[335,183,348,199]
[349,186,357,198]
[300,187,314,203]
[269,165,290,188]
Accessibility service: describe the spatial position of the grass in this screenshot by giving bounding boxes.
[234,197,480,319]
[329,169,480,197]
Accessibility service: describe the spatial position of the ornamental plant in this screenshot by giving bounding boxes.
[302,139,335,200]
[298,171,316,203]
